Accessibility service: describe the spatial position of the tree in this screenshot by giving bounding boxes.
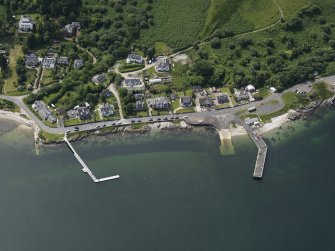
[329,40,335,50]
[193,60,214,81]
[210,37,221,49]
[0,54,7,72]
[125,103,135,115]
[118,88,128,98]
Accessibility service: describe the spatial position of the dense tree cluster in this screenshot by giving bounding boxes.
[78,0,154,64]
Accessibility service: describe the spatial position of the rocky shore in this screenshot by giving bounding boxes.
[288,96,335,121]
[41,121,197,145]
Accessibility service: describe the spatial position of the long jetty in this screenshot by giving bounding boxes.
[64,133,120,183]
[245,126,268,179]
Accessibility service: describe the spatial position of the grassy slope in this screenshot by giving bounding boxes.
[139,0,209,49]
[276,0,310,16]
[200,0,280,38]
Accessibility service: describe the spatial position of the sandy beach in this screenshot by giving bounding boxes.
[230,112,292,136]
[0,110,34,130]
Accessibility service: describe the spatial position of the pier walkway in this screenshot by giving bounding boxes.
[243,124,268,179]
[64,133,120,183]
[185,115,268,179]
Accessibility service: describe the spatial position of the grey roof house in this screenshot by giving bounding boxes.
[147,97,170,110]
[155,57,171,72]
[192,85,202,92]
[64,22,80,37]
[134,93,144,100]
[32,101,57,123]
[135,100,145,111]
[199,97,213,107]
[217,94,229,104]
[181,96,192,107]
[100,103,114,117]
[58,56,69,65]
[126,53,144,64]
[25,54,39,68]
[43,56,56,69]
[67,109,79,119]
[92,74,106,84]
[125,79,142,88]
[77,106,91,120]
[74,59,84,69]
[237,90,249,101]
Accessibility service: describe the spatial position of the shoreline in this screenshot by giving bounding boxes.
[230,112,292,137]
[0,110,34,131]
[1,94,334,144]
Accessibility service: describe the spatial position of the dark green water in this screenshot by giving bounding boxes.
[0,110,335,251]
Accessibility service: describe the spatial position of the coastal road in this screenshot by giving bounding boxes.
[0,77,333,135]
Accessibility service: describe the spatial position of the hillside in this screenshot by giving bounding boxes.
[139,0,309,50]
[139,0,210,50]
[185,0,335,92]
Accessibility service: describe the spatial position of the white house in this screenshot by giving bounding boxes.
[19,16,34,31]
[270,87,277,94]
[246,84,256,92]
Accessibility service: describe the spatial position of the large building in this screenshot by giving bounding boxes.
[64,22,81,37]
[126,53,144,64]
[147,97,170,110]
[43,56,57,69]
[19,16,34,31]
[100,103,114,117]
[123,78,145,91]
[32,101,57,123]
[155,57,171,72]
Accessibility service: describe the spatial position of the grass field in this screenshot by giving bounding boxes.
[276,0,310,16]
[139,0,209,49]
[4,45,23,93]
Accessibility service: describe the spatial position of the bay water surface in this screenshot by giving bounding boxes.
[0,110,334,251]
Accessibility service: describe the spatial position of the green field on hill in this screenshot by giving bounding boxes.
[139,0,209,49]
[140,0,310,49]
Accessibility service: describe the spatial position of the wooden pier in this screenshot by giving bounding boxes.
[64,133,120,183]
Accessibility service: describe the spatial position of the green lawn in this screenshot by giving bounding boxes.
[176,107,195,114]
[136,111,149,117]
[216,103,231,109]
[154,42,173,56]
[39,130,63,143]
[312,82,334,100]
[119,63,144,73]
[172,62,188,91]
[151,110,170,116]
[41,69,55,86]
[172,99,181,110]
[4,45,23,93]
